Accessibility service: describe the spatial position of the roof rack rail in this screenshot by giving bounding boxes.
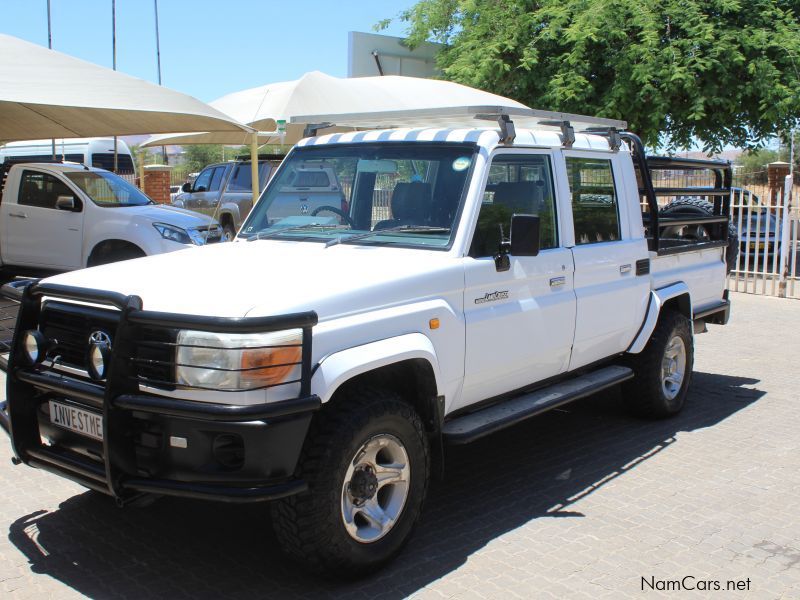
[289,105,627,139]
[582,126,622,152]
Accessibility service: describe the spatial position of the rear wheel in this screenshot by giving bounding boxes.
[623,310,693,418]
[270,387,429,577]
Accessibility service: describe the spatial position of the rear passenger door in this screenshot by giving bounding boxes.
[460,151,577,409]
[564,153,650,370]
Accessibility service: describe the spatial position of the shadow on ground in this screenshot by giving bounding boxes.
[7,372,764,599]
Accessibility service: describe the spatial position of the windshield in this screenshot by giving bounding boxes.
[64,171,151,207]
[240,142,477,249]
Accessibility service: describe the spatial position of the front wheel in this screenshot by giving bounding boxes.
[623,310,694,418]
[270,387,429,577]
[221,222,236,241]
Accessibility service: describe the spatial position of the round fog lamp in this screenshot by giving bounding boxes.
[21,330,46,366]
[87,342,110,380]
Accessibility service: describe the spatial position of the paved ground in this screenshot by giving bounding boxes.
[0,291,798,599]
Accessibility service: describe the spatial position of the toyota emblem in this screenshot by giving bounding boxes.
[88,330,112,348]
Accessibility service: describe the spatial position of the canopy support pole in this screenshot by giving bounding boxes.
[250,133,260,204]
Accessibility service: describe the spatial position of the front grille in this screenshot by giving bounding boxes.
[198,225,222,244]
[41,302,118,369]
[40,302,176,388]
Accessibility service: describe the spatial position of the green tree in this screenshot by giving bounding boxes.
[388,1,800,152]
[182,144,227,173]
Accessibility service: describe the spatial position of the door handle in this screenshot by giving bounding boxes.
[550,276,566,287]
[8,212,27,218]
[619,264,632,274]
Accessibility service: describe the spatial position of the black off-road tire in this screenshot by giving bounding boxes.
[660,197,739,273]
[623,310,694,418]
[270,387,430,577]
[221,222,236,242]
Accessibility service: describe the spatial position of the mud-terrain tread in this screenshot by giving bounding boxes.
[659,197,739,272]
[270,386,429,577]
[623,310,693,418]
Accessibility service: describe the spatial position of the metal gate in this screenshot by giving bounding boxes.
[728,175,798,298]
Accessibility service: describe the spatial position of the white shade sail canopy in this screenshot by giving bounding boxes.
[142,71,532,147]
[0,34,252,144]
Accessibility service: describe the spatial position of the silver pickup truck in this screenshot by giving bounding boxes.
[174,158,348,240]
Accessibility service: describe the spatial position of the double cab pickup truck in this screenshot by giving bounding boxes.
[0,160,222,273]
[0,108,731,576]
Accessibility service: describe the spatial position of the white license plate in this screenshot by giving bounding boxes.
[49,400,103,441]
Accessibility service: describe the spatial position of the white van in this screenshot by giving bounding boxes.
[0,137,136,176]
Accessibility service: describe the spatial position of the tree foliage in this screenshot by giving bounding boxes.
[182,144,227,173]
[391,0,800,151]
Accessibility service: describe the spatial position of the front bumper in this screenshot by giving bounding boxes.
[0,280,319,504]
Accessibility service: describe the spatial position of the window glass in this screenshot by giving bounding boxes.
[209,166,226,192]
[91,153,134,174]
[65,171,151,207]
[566,157,621,244]
[228,162,273,192]
[241,142,475,249]
[18,170,74,209]
[192,167,214,192]
[470,154,558,257]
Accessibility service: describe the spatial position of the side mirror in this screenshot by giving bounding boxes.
[510,214,540,257]
[55,195,76,211]
[181,182,192,193]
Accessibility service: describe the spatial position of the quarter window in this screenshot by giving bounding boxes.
[470,154,558,257]
[18,170,75,209]
[566,157,621,244]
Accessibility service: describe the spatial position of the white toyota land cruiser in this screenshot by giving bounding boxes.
[0,108,732,576]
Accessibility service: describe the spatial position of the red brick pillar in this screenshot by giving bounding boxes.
[768,161,790,208]
[143,165,173,204]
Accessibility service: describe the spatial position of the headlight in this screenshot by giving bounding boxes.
[176,329,302,391]
[21,329,46,366]
[153,222,202,245]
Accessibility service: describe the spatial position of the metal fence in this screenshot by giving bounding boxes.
[728,175,798,298]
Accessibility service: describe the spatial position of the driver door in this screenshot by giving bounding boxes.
[459,151,577,409]
[1,169,85,269]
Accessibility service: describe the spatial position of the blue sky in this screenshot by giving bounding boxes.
[1,0,418,102]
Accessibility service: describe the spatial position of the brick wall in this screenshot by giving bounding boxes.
[143,165,173,204]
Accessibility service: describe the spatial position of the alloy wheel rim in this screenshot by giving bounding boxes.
[661,335,687,400]
[341,433,410,543]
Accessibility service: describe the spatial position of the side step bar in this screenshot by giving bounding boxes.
[442,365,634,444]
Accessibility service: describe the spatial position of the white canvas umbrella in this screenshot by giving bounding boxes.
[0,34,252,142]
[142,71,531,147]
[0,34,255,198]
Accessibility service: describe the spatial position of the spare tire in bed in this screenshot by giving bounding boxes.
[659,197,738,273]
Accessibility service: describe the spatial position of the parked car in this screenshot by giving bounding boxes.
[172,158,282,240]
[731,188,780,262]
[0,160,221,272]
[0,112,731,577]
[0,137,136,176]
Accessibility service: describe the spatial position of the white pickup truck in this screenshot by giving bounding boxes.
[0,108,731,577]
[0,161,222,273]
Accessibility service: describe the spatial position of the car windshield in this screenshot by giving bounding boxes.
[240,142,477,249]
[64,171,151,207]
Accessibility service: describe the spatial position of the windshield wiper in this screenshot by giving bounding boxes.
[324,225,451,248]
[247,223,348,242]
